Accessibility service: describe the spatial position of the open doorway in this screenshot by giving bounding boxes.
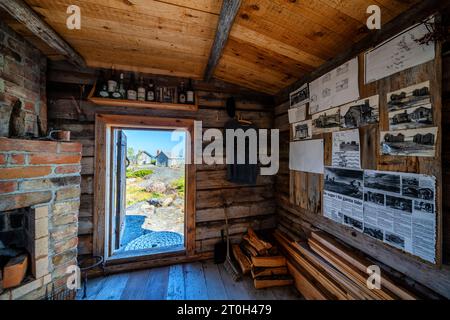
[111,128,187,256]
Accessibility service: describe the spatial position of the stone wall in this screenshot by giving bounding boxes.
[0,19,47,137]
[0,138,81,300]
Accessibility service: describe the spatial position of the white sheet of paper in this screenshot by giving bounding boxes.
[288,104,307,124]
[309,57,360,114]
[365,21,435,84]
[289,139,324,174]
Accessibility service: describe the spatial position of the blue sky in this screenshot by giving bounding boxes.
[123,129,186,157]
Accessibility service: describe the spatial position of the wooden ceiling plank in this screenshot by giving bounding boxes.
[204,0,242,81]
[239,0,359,47]
[231,24,325,68]
[37,18,213,57]
[80,46,203,74]
[233,1,345,61]
[219,53,296,87]
[28,4,217,45]
[223,38,312,78]
[26,0,218,28]
[268,0,368,40]
[87,60,201,79]
[153,0,223,15]
[0,0,86,67]
[214,67,285,95]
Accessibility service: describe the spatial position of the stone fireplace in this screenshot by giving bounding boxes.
[0,137,82,300]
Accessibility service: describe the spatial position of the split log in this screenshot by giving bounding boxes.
[241,241,259,257]
[251,256,286,268]
[251,266,288,279]
[232,244,251,275]
[242,228,272,255]
[3,254,28,289]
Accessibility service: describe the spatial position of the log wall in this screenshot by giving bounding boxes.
[46,61,276,258]
[274,48,450,298]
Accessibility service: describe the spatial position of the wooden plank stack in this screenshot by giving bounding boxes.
[274,229,421,300]
[231,228,293,289]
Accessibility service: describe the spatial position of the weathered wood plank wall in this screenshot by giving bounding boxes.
[274,48,450,298]
[47,61,276,258]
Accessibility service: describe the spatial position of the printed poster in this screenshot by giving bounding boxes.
[365,20,435,84]
[309,57,360,114]
[332,129,361,169]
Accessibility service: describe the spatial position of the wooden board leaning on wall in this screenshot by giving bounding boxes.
[275,47,444,277]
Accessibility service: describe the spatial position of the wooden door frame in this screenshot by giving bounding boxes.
[94,113,197,267]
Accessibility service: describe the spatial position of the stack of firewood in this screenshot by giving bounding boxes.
[231,228,293,289]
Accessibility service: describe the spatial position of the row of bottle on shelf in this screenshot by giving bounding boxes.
[95,69,195,104]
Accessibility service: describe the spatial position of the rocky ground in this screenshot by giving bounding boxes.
[119,165,185,252]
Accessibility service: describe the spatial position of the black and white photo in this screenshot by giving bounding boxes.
[340,95,379,129]
[414,200,434,214]
[312,107,341,135]
[385,232,406,250]
[344,215,363,231]
[324,167,364,200]
[292,120,312,141]
[290,84,309,109]
[364,171,401,193]
[364,224,384,241]
[380,127,438,157]
[386,195,412,213]
[364,191,385,205]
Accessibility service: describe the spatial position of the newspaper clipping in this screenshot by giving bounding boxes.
[324,167,364,230]
[324,167,437,263]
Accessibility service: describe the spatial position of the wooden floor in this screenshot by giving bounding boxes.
[77,260,302,300]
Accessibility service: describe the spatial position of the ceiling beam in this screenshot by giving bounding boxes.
[275,0,450,104]
[204,0,241,82]
[0,0,86,68]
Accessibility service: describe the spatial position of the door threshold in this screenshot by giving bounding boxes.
[107,245,186,265]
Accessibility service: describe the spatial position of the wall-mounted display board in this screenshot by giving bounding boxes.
[277,19,446,295]
[324,167,436,264]
[309,57,360,115]
[365,20,435,84]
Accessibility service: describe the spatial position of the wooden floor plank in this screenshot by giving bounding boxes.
[241,275,276,300]
[166,264,186,300]
[94,273,130,300]
[120,269,152,300]
[271,285,303,300]
[202,261,228,300]
[217,263,251,300]
[184,262,208,300]
[78,261,300,300]
[142,266,170,300]
[77,276,107,300]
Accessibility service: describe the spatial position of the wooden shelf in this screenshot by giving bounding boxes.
[88,84,198,112]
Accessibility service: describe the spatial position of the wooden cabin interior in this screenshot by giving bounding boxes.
[1,0,450,301]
